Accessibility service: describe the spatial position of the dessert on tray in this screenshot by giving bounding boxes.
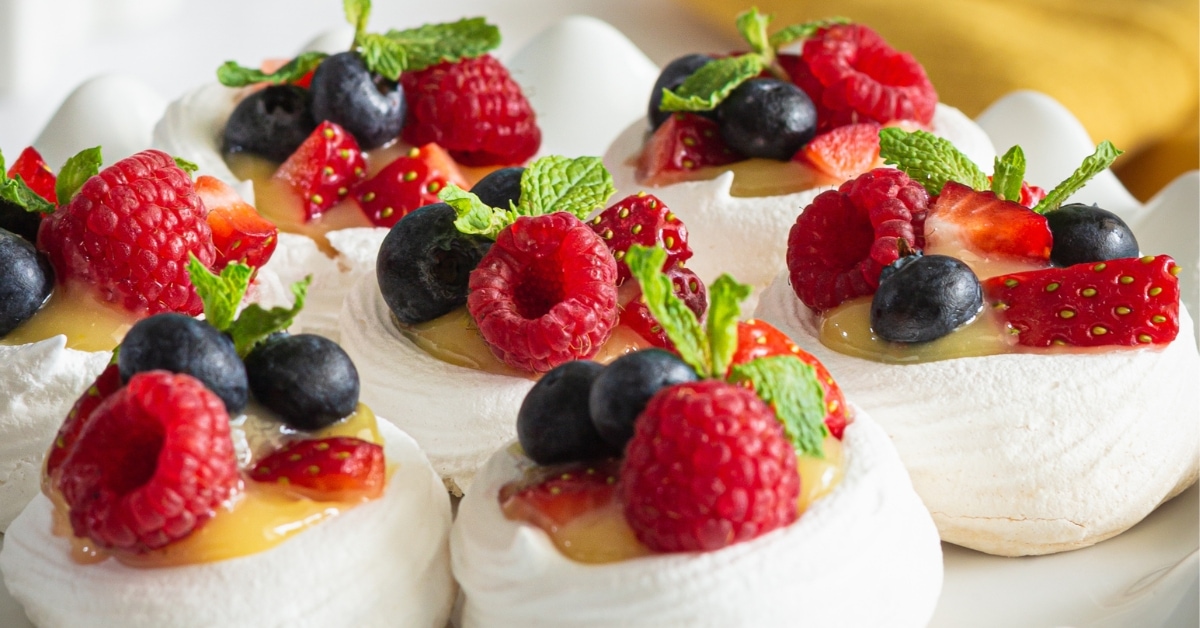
[603,10,996,297]
[755,129,1200,555]
[451,245,942,627]
[0,260,453,627]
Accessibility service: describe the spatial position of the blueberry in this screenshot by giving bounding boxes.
[118,313,248,413]
[470,167,524,210]
[223,84,317,163]
[309,52,406,150]
[716,78,817,161]
[377,203,492,325]
[589,349,698,451]
[0,200,42,245]
[648,53,714,129]
[1045,203,1139,267]
[517,360,615,464]
[244,333,360,431]
[0,228,53,337]
[871,254,983,343]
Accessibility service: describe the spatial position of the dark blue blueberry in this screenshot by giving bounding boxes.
[588,349,698,451]
[0,228,53,337]
[648,53,715,129]
[309,52,406,150]
[0,200,42,245]
[1046,203,1139,267]
[118,313,248,413]
[244,333,360,431]
[871,254,982,343]
[470,167,524,210]
[376,203,492,325]
[716,78,817,161]
[223,84,317,162]
[518,360,615,464]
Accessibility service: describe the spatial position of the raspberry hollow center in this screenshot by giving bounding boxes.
[514,258,565,319]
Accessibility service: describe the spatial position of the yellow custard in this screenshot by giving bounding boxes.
[639,156,838,198]
[1,281,137,351]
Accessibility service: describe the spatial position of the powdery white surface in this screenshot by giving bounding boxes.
[338,273,534,494]
[0,337,111,532]
[452,410,943,628]
[0,420,455,628]
[755,270,1200,556]
[603,104,997,297]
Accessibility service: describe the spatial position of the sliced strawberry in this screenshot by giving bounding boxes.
[794,122,883,181]
[983,255,1181,348]
[251,436,385,502]
[636,113,741,185]
[589,193,692,285]
[500,460,620,530]
[44,363,123,481]
[984,176,1048,209]
[352,143,467,228]
[8,146,57,203]
[924,181,1052,263]
[272,121,366,222]
[195,175,278,270]
[620,265,707,351]
[727,320,849,439]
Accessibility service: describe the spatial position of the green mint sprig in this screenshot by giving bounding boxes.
[1031,141,1122,215]
[381,18,500,73]
[990,145,1026,202]
[186,255,312,356]
[55,147,102,205]
[440,155,615,240]
[0,149,55,215]
[216,52,329,88]
[879,127,988,196]
[728,356,829,457]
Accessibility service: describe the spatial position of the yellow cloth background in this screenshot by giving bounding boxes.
[682,0,1198,200]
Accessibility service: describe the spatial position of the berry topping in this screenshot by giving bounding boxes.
[118,313,249,414]
[501,459,621,535]
[468,212,619,372]
[647,54,715,129]
[195,175,278,271]
[925,181,1052,263]
[619,380,799,552]
[376,202,492,324]
[786,168,929,312]
[636,113,741,185]
[589,193,692,285]
[309,51,407,150]
[222,85,317,162]
[517,360,615,465]
[588,348,698,451]
[251,436,384,501]
[56,371,239,553]
[1044,203,1139,267]
[45,363,123,479]
[620,264,707,351]
[272,121,366,222]
[244,333,361,431]
[795,122,883,181]
[354,143,466,228]
[0,227,53,337]
[871,253,983,343]
[38,149,216,316]
[9,146,58,203]
[982,255,1181,347]
[469,166,524,210]
[716,78,817,161]
[401,54,540,166]
[789,23,937,129]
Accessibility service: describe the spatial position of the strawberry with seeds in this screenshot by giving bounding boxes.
[636,113,741,184]
[253,436,385,501]
[195,175,278,270]
[354,143,467,228]
[271,121,366,222]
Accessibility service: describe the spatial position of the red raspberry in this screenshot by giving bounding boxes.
[620,380,800,552]
[55,371,239,553]
[468,212,618,373]
[783,24,937,131]
[619,264,707,351]
[44,363,123,480]
[400,55,541,167]
[786,168,929,312]
[38,149,216,316]
[589,193,692,285]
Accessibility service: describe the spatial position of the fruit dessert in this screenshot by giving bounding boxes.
[451,245,942,627]
[0,261,454,627]
[603,9,996,297]
[339,156,718,494]
[755,129,1200,556]
[154,0,541,340]
[0,146,276,531]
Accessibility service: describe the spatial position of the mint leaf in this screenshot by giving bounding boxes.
[344,0,371,40]
[1033,140,1123,215]
[626,245,711,376]
[768,17,849,48]
[0,151,54,214]
[216,51,328,88]
[990,145,1026,202]
[228,277,311,357]
[706,274,752,379]
[55,147,102,205]
[879,127,988,196]
[728,355,829,458]
[736,8,773,58]
[441,183,510,240]
[659,54,766,113]
[384,18,499,73]
[358,32,407,80]
[187,255,251,332]
[515,156,615,221]
[174,156,199,176]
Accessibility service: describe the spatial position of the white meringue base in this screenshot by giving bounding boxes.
[0,420,455,628]
[452,409,943,628]
[755,270,1200,556]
